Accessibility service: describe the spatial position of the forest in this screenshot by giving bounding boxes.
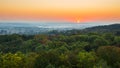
[0,24,120,68]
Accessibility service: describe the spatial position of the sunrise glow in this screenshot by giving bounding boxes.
[0,0,120,23]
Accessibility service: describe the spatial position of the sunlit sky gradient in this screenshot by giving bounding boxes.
[0,0,120,23]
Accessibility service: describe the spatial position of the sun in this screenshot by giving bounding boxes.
[76,19,80,23]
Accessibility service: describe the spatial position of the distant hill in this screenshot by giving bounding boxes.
[51,24,120,35]
[83,24,120,33]
[77,24,120,35]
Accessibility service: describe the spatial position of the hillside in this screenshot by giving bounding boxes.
[49,24,120,35]
[83,24,120,33]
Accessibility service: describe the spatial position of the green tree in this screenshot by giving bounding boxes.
[93,37,108,49]
[77,51,97,68]
[25,52,38,68]
[114,36,120,46]
[97,46,120,68]
[103,33,115,45]
[34,51,60,68]
[34,34,49,45]
[0,52,26,68]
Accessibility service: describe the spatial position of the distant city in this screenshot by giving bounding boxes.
[0,22,115,35]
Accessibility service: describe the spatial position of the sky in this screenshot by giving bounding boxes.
[0,0,120,23]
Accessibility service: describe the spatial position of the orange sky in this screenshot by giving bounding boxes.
[0,0,120,23]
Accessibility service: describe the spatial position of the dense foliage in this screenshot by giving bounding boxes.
[0,32,120,68]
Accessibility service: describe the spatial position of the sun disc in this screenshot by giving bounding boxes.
[77,19,80,23]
